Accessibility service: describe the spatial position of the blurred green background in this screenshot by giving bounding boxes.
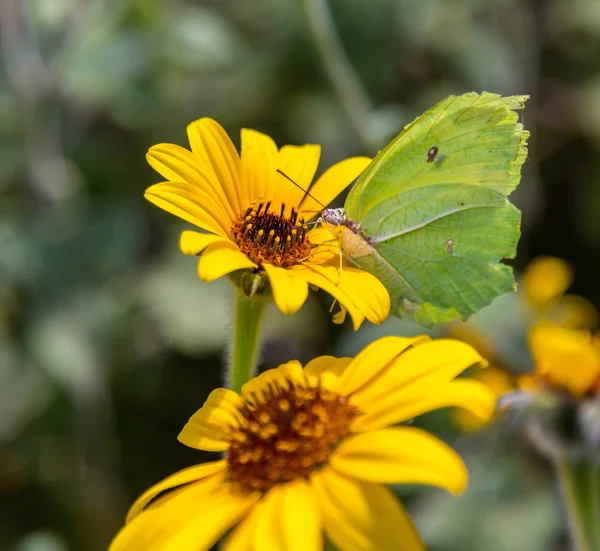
[2,0,599,549]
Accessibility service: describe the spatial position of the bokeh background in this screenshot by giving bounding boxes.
[2,0,600,549]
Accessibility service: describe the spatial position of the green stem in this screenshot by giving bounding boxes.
[300,0,378,154]
[554,456,600,551]
[228,289,268,392]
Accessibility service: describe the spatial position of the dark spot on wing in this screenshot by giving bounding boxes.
[427,146,439,163]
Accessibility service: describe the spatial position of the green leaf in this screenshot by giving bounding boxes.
[344,92,529,327]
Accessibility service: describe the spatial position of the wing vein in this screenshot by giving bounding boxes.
[372,203,503,243]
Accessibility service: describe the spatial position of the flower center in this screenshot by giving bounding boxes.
[227,385,359,492]
[232,202,312,268]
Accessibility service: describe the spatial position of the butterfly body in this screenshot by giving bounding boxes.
[323,92,529,327]
[321,208,373,259]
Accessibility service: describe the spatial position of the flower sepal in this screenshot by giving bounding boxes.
[229,269,271,299]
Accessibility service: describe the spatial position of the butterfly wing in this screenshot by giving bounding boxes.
[344,92,529,327]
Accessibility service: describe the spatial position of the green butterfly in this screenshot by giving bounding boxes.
[321,92,529,327]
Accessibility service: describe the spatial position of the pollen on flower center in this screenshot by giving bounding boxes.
[227,384,359,492]
[232,202,312,267]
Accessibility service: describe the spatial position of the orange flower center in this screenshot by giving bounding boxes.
[232,202,312,267]
[227,384,359,492]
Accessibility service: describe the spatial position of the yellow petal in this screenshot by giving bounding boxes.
[197,241,257,282]
[146,144,234,222]
[277,144,321,208]
[304,263,391,328]
[319,371,342,393]
[111,483,257,551]
[474,365,514,398]
[145,182,228,237]
[203,388,246,416]
[274,361,307,390]
[299,262,392,330]
[241,372,272,406]
[252,480,322,551]
[521,256,573,309]
[221,505,259,551]
[178,403,239,450]
[332,305,348,325]
[241,365,302,405]
[298,265,365,329]
[304,356,353,379]
[554,294,598,330]
[180,231,231,256]
[240,128,278,208]
[309,227,343,248]
[311,467,425,551]
[186,118,243,216]
[177,426,231,452]
[349,339,485,409]
[451,366,513,432]
[301,228,342,266]
[263,264,310,315]
[446,319,496,360]
[338,336,430,397]
[351,379,496,432]
[330,427,468,495]
[147,143,202,183]
[518,373,541,392]
[529,322,600,396]
[126,461,226,522]
[299,156,371,219]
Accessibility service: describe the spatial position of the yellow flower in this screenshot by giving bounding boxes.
[520,256,597,329]
[523,321,600,398]
[110,336,494,551]
[450,256,597,432]
[144,118,390,329]
[520,256,573,310]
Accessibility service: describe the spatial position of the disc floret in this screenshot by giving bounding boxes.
[232,202,312,268]
[227,379,359,492]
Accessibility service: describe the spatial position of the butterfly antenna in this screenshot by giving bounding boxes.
[276,169,327,210]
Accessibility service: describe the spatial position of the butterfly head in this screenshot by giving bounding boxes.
[321,208,347,227]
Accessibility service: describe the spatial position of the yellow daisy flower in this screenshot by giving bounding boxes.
[110,336,494,551]
[520,256,597,329]
[522,321,600,398]
[449,256,597,431]
[144,118,390,329]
